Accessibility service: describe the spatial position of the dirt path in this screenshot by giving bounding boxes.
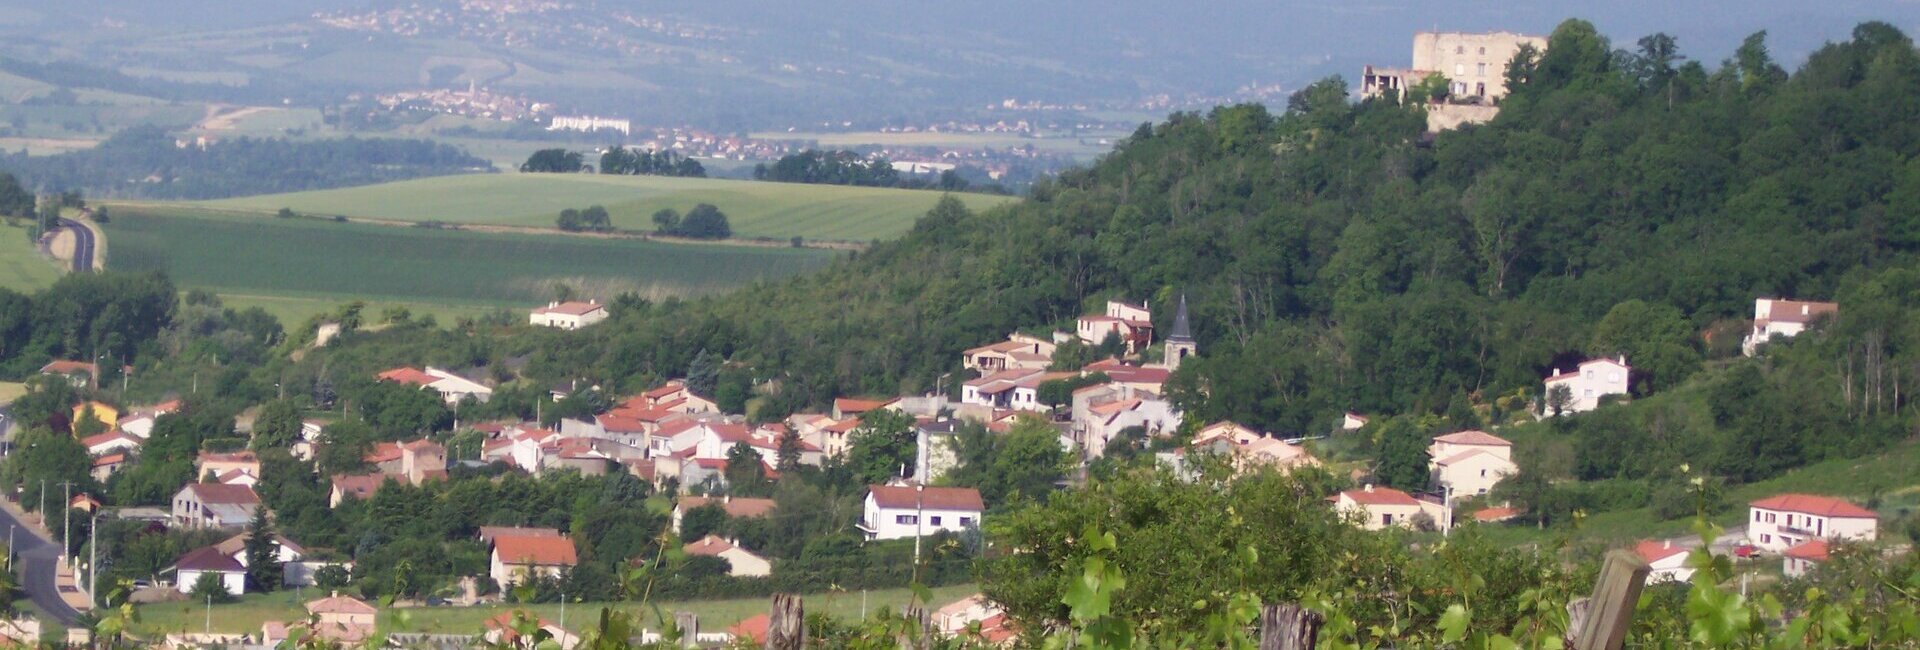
[195,105,273,132]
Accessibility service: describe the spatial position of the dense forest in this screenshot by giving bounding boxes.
[0,126,493,199]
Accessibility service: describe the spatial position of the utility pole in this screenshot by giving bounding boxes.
[205,590,212,634]
[60,481,71,560]
[912,484,924,587]
[88,511,98,607]
[38,480,45,526]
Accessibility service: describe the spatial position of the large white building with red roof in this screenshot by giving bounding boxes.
[1742,298,1838,356]
[529,300,609,330]
[859,484,984,540]
[1747,493,1878,553]
[376,366,493,405]
[1076,300,1154,354]
[1540,357,1630,416]
[1427,430,1517,502]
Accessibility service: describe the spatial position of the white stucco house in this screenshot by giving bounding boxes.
[1427,430,1517,502]
[1633,540,1694,583]
[858,484,983,541]
[1746,494,1877,553]
[683,536,772,577]
[1742,298,1838,356]
[174,546,246,596]
[529,300,610,330]
[1540,357,1630,416]
[1331,484,1451,533]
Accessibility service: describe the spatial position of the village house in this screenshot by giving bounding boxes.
[484,613,580,650]
[489,532,579,588]
[832,398,894,420]
[114,399,182,439]
[171,483,261,529]
[1332,484,1452,533]
[683,535,772,577]
[1742,298,1839,356]
[859,484,984,541]
[37,360,97,389]
[328,473,387,508]
[671,495,777,533]
[1634,540,1694,583]
[914,419,963,483]
[634,380,719,414]
[1746,494,1878,553]
[172,546,245,596]
[195,450,261,486]
[1342,412,1369,431]
[1071,382,1180,456]
[528,300,609,330]
[1076,300,1154,354]
[1783,539,1832,578]
[91,453,127,482]
[1162,422,1319,477]
[71,401,119,429]
[934,593,1013,640]
[1427,430,1517,502]
[961,334,1057,374]
[263,593,378,646]
[1540,357,1630,416]
[376,366,494,405]
[82,431,141,457]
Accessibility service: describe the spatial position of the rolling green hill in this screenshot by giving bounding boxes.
[0,220,62,292]
[104,205,835,324]
[196,174,1018,241]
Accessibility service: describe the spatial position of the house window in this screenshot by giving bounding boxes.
[960,517,974,526]
[1761,534,1771,543]
[1454,63,1465,76]
[1476,63,1487,76]
[1479,469,1487,477]
[1583,389,1594,398]
[1609,372,1621,383]
[1754,511,1761,521]
[1478,47,1487,55]
[1767,513,1776,523]
[895,514,918,525]
[1584,370,1594,380]
[1382,514,1394,525]
[930,516,943,526]
[1455,46,1464,54]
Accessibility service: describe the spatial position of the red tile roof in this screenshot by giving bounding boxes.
[330,474,385,501]
[1633,540,1689,564]
[1472,506,1520,522]
[643,382,686,399]
[1338,486,1419,507]
[869,485,984,511]
[682,535,740,556]
[307,594,377,615]
[39,360,96,375]
[363,442,404,465]
[175,545,244,572]
[478,526,562,545]
[597,414,648,433]
[834,398,892,414]
[92,453,127,467]
[729,614,770,645]
[1432,430,1511,446]
[1784,539,1831,561]
[377,367,438,386]
[198,450,259,464]
[184,483,261,505]
[1760,299,1839,324]
[493,535,578,566]
[1749,494,1876,518]
[81,431,140,449]
[677,496,776,519]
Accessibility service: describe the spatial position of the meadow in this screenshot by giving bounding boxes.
[195,173,1016,242]
[750,129,1125,159]
[103,205,836,325]
[132,583,981,637]
[0,219,62,292]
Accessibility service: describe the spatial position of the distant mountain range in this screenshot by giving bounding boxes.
[0,0,1911,128]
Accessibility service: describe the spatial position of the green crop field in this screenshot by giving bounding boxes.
[0,220,63,292]
[133,583,980,637]
[749,129,1126,159]
[104,205,835,325]
[195,174,1016,242]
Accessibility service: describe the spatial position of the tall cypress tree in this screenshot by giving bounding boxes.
[243,507,283,593]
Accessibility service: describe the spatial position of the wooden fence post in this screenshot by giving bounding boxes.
[1258,603,1324,650]
[766,593,805,650]
[1568,549,1650,650]
[675,611,700,649]
[899,605,933,650]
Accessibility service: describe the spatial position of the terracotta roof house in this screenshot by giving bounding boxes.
[860,485,984,540]
[671,496,776,533]
[328,474,387,508]
[529,300,609,330]
[1744,298,1839,356]
[171,483,261,529]
[1783,539,1832,578]
[728,614,771,646]
[1633,539,1693,582]
[173,546,245,596]
[489,533,579,588]
[1332,484,1451,533]
[478,526,563,545]
[682,535,771,577]
[1747,493,1879,553]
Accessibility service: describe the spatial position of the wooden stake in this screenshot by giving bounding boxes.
[766,593,805,650]
[1258,603,1324,650]
[1569,549,1650,650]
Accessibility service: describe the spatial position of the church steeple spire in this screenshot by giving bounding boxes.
[1162,294,1197,371]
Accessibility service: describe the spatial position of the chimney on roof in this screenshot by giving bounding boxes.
[1618,355,1627,365]
[1802,304,1809,315]
[549,302,558,308]
[1663,540,1671,549]
[722,495,730,504]
[1364,483,1374,492]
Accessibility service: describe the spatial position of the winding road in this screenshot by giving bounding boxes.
[58,218,94,273]
[0,504,83,625]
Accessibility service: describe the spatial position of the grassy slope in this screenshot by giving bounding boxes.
[104,205,835,325]
[196,174,1016,241]
[0,220,63,292]
[0,381,25,406]
[133,583,980,637]
[1478,440,1920,547]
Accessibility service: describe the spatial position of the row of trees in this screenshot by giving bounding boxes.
[0,126,492,199]
[752,149,901,187]
[556,205,614,233]
[599,146,705,177]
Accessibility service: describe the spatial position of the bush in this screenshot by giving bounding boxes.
[189,571,235,603]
